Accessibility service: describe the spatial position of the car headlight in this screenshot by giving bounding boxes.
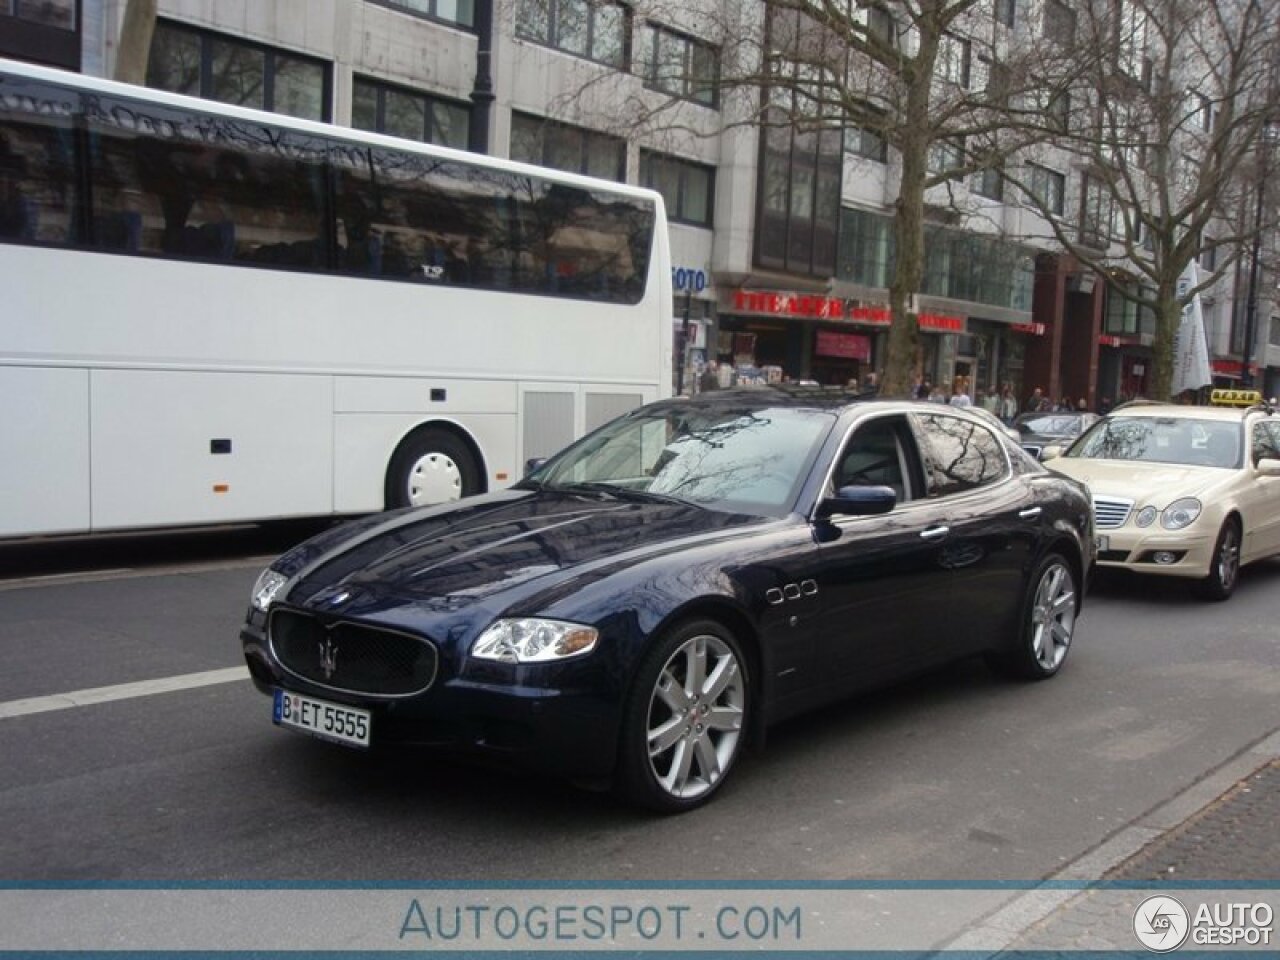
[1135,506,1157,527]
[251,568,289,612]
[1160,498,1202,530]
[471,618,599,664]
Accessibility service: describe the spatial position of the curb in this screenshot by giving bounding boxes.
[942,727,1280,952]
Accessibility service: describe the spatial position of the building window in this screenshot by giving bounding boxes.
[1026,163,1065,216]
[509,112,625,181]
[1044,89,1069,132]
[639,24,718,107]
[367,0,474,28]
[3,0,73,28]
[1270,315,1280,348]
[936,32,971,88]
[1043,0,1075,44]
[994,0,1016,28]
[845,122,888,163]
[1,0,78,68]
[1104,282,1154,334]
[972,166,1003,201]
[147,20,330,122]
[927,138,965,179]
[1079,173,1113,248]
[351,76,470,150]
[1199,236,1216,272]
[640,150,714,226]
[1195,92,1213,131]
[515,0,629,68]
[755,59,843,277]
[1115,0,1148,82]
[862,2,897,47]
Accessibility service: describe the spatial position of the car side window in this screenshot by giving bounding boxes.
[833,416,918,502]
[1254,421,1280,465]
[912,412,1009,497]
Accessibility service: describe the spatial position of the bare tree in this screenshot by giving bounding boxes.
[1004,0,1280,400]
[515,0,1087,395]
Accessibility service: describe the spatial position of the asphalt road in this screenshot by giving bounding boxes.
[1,526,1278,882]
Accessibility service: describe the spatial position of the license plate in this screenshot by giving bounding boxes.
[1094,534,1109,552]
[273,689,371,748]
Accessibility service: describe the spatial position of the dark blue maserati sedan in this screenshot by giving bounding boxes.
[241,387,1093,812]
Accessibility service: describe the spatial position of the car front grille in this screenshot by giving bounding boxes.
[268,609,438,697]
[1092,495,1134,530]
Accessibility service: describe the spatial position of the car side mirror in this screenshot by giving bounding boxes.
[817,485,897,518]
[1039,444,1065,462]
[1257,457,1280,477]
[524,458,547,477]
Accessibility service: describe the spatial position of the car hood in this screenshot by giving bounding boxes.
[1047,458,1230,502]
[277,490,764,614]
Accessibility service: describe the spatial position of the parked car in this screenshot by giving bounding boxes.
[241,387,1093,811]
[965,403,1024,445]
[1015,411,1100,460]
[1044,402,1280,600]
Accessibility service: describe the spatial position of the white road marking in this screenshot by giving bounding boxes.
[0,667,250,720]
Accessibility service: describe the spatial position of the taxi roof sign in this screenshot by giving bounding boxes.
[1210,388,1263,407]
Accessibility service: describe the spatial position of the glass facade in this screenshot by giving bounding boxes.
[510,112,625,181]
[838,207,1035,313]
[351,76,470,150]
[147,21,330,122]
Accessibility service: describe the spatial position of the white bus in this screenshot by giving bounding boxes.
[0,58,672,538]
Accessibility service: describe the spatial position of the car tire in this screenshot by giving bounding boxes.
[385,429,481,509]
[1199,519,1241,602]
[987,551,1077,681]
[616,619,750,813]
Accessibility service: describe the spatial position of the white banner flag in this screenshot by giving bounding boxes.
[1172,260,1213,394]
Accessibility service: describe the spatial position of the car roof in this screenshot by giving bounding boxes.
[1103,403,1261,422]
[656,386,890,414]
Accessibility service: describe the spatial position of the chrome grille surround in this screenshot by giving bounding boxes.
[1092,494,1134,530]
[268,608,439,698]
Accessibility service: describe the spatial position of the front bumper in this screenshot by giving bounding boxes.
[1093,526,1214,578]
[241,625,622,780]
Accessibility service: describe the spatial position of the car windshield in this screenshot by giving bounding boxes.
[526,404,834,515]
[1068,416,1242,468]
[1017,414,1087,437]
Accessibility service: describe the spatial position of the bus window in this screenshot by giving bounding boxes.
[83,95,326,266]
[0,78,79,246]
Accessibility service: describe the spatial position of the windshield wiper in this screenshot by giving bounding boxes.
[551,482,699,508]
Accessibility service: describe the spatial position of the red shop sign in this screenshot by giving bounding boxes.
[815,331,872,360]
[732,290,846,319]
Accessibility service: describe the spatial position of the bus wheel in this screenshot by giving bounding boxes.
[386,429,481,509]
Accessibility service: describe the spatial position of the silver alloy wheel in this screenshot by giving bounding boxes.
[646,633,745,800]
[1029,561,1075,672]
[406,452,463,506]
[1215,524,1240,592]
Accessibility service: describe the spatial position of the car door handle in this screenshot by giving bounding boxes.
[920,525,950,541]
[1018,507,1042,520]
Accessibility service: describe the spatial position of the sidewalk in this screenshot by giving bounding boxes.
[946,730,1280,953]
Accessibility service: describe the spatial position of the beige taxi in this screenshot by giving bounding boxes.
[1043,398,1280,600]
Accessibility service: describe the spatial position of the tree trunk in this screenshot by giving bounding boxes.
[881,63,935,398]
[114,0,158,86]
[1149,279,1179,401]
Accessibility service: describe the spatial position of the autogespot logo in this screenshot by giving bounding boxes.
[1134,895,1191,952]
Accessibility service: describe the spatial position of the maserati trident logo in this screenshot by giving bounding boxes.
[318,637,339,680]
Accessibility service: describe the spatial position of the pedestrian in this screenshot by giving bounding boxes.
[1025,387,1045,413]
[949,376,973,408]
[999,384,1018,423]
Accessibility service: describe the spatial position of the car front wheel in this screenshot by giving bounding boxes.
[617,620,749,813]
[989,552,1077,680]
[1199,519,1241,601]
